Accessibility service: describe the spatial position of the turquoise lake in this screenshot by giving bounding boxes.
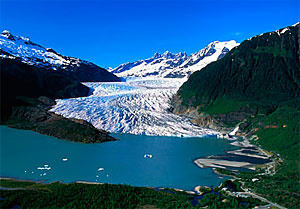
[0,126,235,190]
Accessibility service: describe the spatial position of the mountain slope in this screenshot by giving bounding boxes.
[0,30,121,82]
[0,57,116,143]
[110,40,238,78]
[174,23,300,111]
[0,57,89,120]
[172,23,300,208]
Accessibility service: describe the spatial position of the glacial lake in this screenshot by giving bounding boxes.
[0,126,235,190]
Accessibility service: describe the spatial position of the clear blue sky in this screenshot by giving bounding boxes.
[1,0,299,68]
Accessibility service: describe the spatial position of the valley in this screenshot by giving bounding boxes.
[51,77,219,137]
[0,10,299,207]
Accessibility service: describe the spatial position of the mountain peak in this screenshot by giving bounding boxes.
[207,40,237,48]
[1,30,11,35]
[0,30,121,82]
[1,30,15,41]
[110,40,239,78]
[1,30,31,42]
[162,50,173,59]
[153,52,161,59]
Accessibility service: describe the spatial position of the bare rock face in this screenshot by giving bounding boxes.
[171,94,257,131]
[171,95,220,130]
[37,96,56,106]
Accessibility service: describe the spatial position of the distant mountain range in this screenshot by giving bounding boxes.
[110,40,239,78]
[0,30,120,82]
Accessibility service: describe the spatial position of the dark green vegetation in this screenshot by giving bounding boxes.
[216,165,300,208]
[237,107,300,208]
[173,23,300,208]
[0,179,264,209]
[0,57,116,143]
[176,25,299,109]
[220,179,243,192]
[239,171,300,208]
[197,193,262,209]
[244,106,300,172]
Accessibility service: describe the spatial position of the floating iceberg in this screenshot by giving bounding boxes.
[144,154,153,159]
[37,165,51,170]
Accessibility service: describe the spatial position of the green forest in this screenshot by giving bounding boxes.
[0,179,265,208]
[174,23,300,208]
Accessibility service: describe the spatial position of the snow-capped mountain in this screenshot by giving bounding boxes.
[110,40,239,78]
[0,30,120,82]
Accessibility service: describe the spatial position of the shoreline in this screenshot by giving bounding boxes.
[0,177,198,195]
[0,125,279,198]
[193,125,277,176]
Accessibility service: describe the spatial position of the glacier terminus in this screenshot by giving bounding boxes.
[51,77,219,137]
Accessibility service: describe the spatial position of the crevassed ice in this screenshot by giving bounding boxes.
[50,77,218,137]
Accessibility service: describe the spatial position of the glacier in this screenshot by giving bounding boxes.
[51,77,218,137]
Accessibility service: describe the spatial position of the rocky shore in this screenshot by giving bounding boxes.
[3,96,117,143]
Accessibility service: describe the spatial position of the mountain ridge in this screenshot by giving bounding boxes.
[0,30,121,82]
[110,40,239,78]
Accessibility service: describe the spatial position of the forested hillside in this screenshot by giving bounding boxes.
[175,23,299,110]
[172,23,300,208]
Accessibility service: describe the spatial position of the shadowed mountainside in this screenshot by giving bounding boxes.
[1,57,116,143]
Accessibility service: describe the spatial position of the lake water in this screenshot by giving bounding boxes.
[0,126,234,190]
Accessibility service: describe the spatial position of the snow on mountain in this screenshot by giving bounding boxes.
[48,39,237,136]
[0,30,83,70]
[110,40,239,78]
[0,30,121,82]
[51,77,218,137]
